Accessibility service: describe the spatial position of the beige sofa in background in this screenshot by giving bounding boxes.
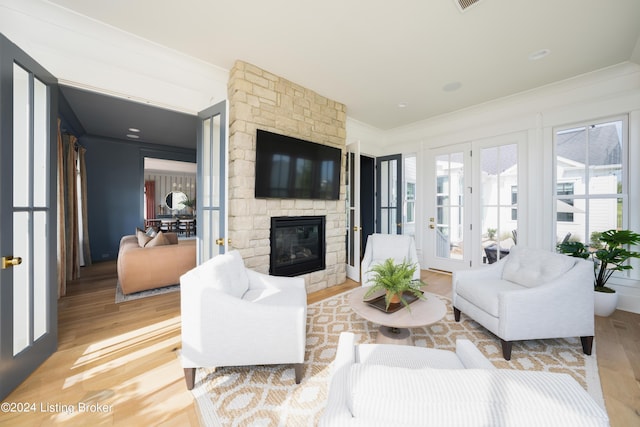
[117,231,196,295]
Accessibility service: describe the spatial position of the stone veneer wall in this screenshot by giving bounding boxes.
[227,60,347,293]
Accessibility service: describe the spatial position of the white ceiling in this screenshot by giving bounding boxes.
[46,0,640,131]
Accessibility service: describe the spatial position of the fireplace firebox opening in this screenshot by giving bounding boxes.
[270,216,326,276]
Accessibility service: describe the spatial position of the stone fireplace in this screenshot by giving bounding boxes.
[227,61,347,293]
[270,216,326,276]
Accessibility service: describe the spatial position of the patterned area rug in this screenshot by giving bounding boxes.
[114,281,179,303]
[190,289,604,426]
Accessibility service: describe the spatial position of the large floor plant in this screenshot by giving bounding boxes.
[557,229,640,293]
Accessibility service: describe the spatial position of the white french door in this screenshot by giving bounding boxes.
[345,142,361,281]
[196,101,227,263]
[425,145,472,271]
[0,34,58,400]
[424,134,523,272]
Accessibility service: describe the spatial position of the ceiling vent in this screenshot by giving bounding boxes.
[454,0,482,12]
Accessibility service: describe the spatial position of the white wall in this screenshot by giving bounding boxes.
[350,62,640,313]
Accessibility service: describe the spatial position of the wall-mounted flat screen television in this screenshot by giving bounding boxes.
[255,129,341,200]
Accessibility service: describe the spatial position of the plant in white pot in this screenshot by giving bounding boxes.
[557,229,640,316]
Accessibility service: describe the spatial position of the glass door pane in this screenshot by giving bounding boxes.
[13,212,30,355]
[435,152,464,260]
[376,154,402,234]
[403,155,417,238]
[34,78,48,207]
[480,143,518,264]
[13,64,30,207]
[33,212,48,340]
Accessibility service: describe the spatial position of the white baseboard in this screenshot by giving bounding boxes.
[610,282,640,314]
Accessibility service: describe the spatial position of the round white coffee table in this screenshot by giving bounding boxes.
[348,286,447,345]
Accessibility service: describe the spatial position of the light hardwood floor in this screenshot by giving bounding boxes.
[1,262,638,426]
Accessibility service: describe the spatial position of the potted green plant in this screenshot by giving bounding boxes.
[557,229,640,316]
[363,258,427,311]
[182,197,196,214]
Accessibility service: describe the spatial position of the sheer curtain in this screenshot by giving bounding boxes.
[56,119,91,297]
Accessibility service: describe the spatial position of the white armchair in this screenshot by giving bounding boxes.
[180,250,307,389]
[361,234,420,286]
[453,245,595,360]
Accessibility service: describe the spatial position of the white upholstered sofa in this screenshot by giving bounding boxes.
[180,250,307,389]
[319,332,609,427]
[361,233,420,286]
[453,245,595,360]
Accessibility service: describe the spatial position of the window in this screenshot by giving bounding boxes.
[554,117,626,246]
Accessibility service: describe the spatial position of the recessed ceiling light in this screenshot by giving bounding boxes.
[397,102,408,108]
[528,49,551,61]
[126,134,140,139]
[443,81,462,92]
[128,127,141,133]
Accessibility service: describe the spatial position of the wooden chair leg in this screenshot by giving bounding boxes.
[501,340,513,360]
[184,368,196,390]
[294,363,304,384]
[580,336,594,355]
[453,307,461,322]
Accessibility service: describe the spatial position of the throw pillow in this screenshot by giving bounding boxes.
[136,228,152,247]
[145,231,169,247]
[145,227,157,237]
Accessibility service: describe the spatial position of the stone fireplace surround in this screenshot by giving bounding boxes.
[227,60,347,293]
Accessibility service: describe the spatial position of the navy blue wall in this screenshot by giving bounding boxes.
[82,136,195,262]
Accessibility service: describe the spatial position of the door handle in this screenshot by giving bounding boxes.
[215,238,224,246]
[353,226,361,232]
[2,256,22,269]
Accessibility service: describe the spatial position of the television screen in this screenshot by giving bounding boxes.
[255,129,341,200]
